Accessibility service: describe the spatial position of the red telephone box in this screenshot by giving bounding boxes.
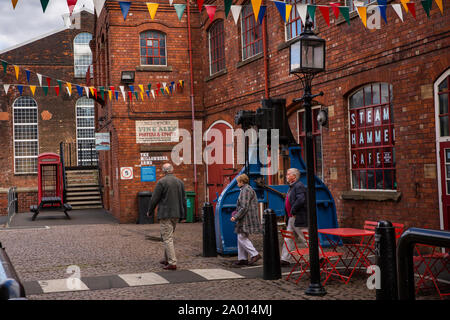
[30,153,71,221]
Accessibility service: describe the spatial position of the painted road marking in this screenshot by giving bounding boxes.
[38,279,89,293]
[118,272,170,286]
[190,268,244,280]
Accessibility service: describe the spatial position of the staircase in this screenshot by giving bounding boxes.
[65,169,103,210]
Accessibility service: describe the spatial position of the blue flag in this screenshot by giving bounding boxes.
[115,91,119,101]
[129,85,134,92]
[274,1,286,23]
[17,85,23,95]
[76,85,83,97]
[119,2,132,20]
[25,70,31,83]
[258,5,267,24]
[378,0,387,23]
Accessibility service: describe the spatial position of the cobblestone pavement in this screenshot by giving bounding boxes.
[0,220,444,301]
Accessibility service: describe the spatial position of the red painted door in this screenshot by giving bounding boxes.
[439,142,450,231]
[206,123,236,208]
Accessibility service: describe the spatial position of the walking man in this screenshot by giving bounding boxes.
[280,168,308,266]
[147,163,187,270]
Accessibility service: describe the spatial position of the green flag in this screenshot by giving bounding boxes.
[225,0,232,18]
[421,0,432,17]
[1,61,7,74]
[174,4,186,21]
[40,0,49,13]
[147,84,152,91]
[307,5,317,22]
[43,86,48,96]
[339,6,350,25]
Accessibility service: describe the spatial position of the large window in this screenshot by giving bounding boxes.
[349,83,396,190]
[76,98,97,166]
[140,31,167,66]
[74,32,93,78]
[286,0,314,41]
[298,107,323,180]
[13,97,39,174]
[241,3,262,60]
[209,20,226,75]
[438,74,449,136]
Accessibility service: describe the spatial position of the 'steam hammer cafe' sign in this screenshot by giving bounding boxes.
[136,120,179,144]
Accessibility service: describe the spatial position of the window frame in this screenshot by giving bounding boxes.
[208,20,226,76]
[73,32,93,79]
[285,0,314,42]
[76,98,97,166]
[13,96,39,175]
[345,0,377,13]
[240,3,263,61]
[139,30,167,67]
[438,74,450,137]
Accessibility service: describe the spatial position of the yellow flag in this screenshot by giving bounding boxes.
[66,83,72,95]
[90,87,95,96]
[14,65,19,80]
[140,92,144,100]
[139,84,144,92]
[435,0,443,14]
[108,90,112,101]
[286,4,292,23]
[400,0,410,12]
[147,3,159,20]
[356,6,367,28]
[251,0,261,22]
[30,85,36,96]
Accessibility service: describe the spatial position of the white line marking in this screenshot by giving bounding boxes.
[118,272,170,286]
[190,268,244,280]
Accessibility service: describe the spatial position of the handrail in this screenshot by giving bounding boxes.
[0,242,26,299]
[397,227,450,300]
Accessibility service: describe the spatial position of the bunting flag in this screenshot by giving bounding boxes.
[231,5,242,25]
[129,85,134,93]
[151,90,156,99]
[108,90,112,101]
[169,0,174,5]
[378,0,388,23]
[67,0,77,15]
[225,0,232,18]
[174,4,186,21]
[205,6,217,23]
[3,84,10,94]
[120,86,126,101]
[307,5,317,21]
[330,2,341,19]
[54,86,60,97]
[251,0,262,22]
[319,6,330,27]
[139,84,144,93]
[14,65,19,80]
[85,86,90,98]
[258,5,267,24]
[2,61,8,75]
[435,0,443,14]
[274,1,287,22]
[100,87,105,100]
[11,0,18,9]
[119,2,132,20]
[115,91,119,101]
[147,3,159,20]
[93,0,106,17]
[407,2,416,18]
[296,4,308,26]
[355,2,368,27]
[66,86,72,96]
[30,86,36,96]
[40,0,49,13]
[37,73,43,87]
[43,86,48,96]
[17,85,23,95]
[57,80,63,92]
[392,3,404,21]
[401,0,410,12]
[66,83,72,96]
[76,85,83,97]
[128,91,133,101]
[25,70,31,83]
[197,0,204,12]
[46,77,51,88]
[339,6,350,24]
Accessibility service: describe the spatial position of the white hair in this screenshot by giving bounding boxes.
[287,168,300,180]
[162,163,174,174]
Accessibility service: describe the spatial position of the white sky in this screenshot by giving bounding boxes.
[0,0,95,51]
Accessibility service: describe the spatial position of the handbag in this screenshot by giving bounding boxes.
[231,210,238,218]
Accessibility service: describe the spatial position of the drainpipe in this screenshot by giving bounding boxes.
[262,5,272,185]
[187,0,199,220]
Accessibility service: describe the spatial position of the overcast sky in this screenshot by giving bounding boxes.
[0,0,95,52]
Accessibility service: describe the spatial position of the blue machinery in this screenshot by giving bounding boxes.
[214,98,340,254]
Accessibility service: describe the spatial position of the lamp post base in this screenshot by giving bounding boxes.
[305,283,327,296]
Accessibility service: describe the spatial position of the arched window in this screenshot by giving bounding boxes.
[140,31,167,66]
[209,20,225,75]
[74,32,93,78]
[76,97,97,166]
[13,96,39,174]
[241,3,262,60]
[349,83,396,190]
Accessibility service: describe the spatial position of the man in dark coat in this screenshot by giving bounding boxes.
[147,163,187,270]
[280,168,308,266]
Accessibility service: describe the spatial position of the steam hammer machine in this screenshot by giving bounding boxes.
[214,98,339,254]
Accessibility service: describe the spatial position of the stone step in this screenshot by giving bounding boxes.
[66,185,100,191]
[66,191,101,197]
[70,205,103,210]
[67,200,103,205]
[66,195,101,201]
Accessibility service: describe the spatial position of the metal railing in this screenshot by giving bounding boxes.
[60,142,98,168]
[6,187,17,228]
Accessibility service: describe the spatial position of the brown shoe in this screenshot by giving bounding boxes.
[163,264,177,270]
[249,254,262,265]
[280,260,291,267]
[159,259,168,266]
[232,260,248,266]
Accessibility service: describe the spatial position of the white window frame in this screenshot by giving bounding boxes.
[74,32,93,78]
[76,98,97,166]
[13,96,39,174]
[345,0,377,13]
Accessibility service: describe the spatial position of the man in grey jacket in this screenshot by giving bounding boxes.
[147,163,187,270]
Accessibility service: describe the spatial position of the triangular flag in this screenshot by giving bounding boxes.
[139,84,144,92]
[66,83,72,96]
[93,0,106,17]
[355,3,367,27]
[401,0,410,12]
[205,6,217,23]
[165,87,170,94]
[258,5,266,24]
[108,90,112,101]
[329,3,340,19]
[3,84,10,94]
[1,61,7,74]
[40,0,49,13]
[147,84,152,91]
[14,65,19,80]
[231,5,242,25]
[174,4,186,20]
[100,87,105,100]
[197,0,204,12]
[66,86,72,96]
[17,85,23,95]
[120,86,126,101]
[94,88,98,99]
[378,0,387,23]
[421,0,431,17]
[169,0,174,5]
[46,77,51,88]
[392,4,404,21]
[274,1,287,22]
[54,86,60,97]
[57,80,62,91]
[435,0,443,14]
[146,90,150,98]
[407,2,416,18]
[339,7,350,25]
[140,91,144,100]
[76,85,83,97]
[119,2,132,20]
[285,5,292,23]
[225,0,232,18]
[296,4,308,26]
[43,86,48,96]
[319,6,330,26]
[89,87,95,97]
[129,85,134,93]
[115,91,119,101]
[147,3,159,20]
[37,73,43,87]
[307,5,317,21]
[128,91,133,101]
[67,0,77,15]
[151,90,155,99]
[251,0,262,22]
[85,86,90,98]
[11,0,18,9]
[30,86,36,96]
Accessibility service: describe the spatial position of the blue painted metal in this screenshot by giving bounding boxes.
[214,145,340,255]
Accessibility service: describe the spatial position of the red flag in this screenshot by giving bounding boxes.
[205,6,216,23]
[110,86,115,96]
[319,6,330,26]
[329,2,340,19]
[128,91,133,101]
[46,77,51,87]
[406,3,416,18]
[94,88,98,99]
[67,0,78,15]
[197,0,204,12]
[54,86,60,96]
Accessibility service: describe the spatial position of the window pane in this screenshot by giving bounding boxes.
[373,83,380,105]
[439,93,448,115]
[381,83,389,104]
[364,85,372,105]
[439,78,448,91]
[350,90,363,109]
[440,116,449,136]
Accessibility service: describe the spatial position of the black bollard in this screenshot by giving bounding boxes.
[375,220,398,300]
[202,202,217,257]
[263,209,281,280]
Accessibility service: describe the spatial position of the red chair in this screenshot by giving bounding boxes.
[392,222,405,241]
[280,230,310,284]
[347,220,377,269]
[302,231,346,285]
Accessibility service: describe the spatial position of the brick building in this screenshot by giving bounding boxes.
[0,9,96,216]
[93,0,449,229]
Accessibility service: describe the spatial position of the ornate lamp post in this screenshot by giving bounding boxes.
[289,19,326,296]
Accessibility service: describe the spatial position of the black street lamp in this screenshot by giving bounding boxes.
[289,19,327,296]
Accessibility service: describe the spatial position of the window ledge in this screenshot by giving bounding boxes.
[236,52,263,69]
[136,66,173,72]
[204,69,227,82]
[341,190,402,202]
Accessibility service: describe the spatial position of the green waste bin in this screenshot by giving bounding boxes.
[185,191,196,222]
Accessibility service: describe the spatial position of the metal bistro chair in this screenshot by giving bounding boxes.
[280,229,310,284]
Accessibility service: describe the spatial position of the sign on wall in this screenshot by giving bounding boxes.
[120,167,133,180]
[141,166,156,182]
[140,153,169,166]
[136,120,179,144]
[95,132,110,151]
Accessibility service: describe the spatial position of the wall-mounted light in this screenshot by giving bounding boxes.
[121,71,135,84]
